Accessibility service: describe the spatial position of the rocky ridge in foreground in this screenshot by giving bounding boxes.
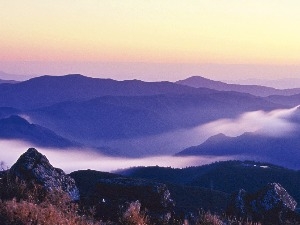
[1,148,300,224]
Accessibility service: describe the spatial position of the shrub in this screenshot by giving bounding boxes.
[196,211,223,225]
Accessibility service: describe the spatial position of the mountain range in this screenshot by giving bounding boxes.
[25,92,281,141]
[0,74,214,110]
[0,73,299,162]
[1,71,300,224]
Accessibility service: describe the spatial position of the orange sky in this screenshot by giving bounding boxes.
[1,1,300,80]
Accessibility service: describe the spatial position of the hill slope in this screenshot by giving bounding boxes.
[118,161,300,204]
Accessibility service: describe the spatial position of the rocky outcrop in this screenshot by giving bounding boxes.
[9,148,80,201]
[227,183,297,224]
[250,183,297,218]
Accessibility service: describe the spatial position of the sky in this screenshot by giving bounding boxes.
[1,1,300,81]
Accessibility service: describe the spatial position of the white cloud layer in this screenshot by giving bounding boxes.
[0,140,234,173]
[92,106,300,156]
[201,105,299,138]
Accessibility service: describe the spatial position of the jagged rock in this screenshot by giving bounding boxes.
[9,148,80,201]
[251,183,296,212]
[227,183,297,224]
[250,183,297,223]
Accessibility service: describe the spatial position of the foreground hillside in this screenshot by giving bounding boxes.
[1,148,300,224]
[119,160,300,205]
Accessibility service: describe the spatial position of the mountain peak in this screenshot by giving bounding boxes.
[27,74,89,81]
[20,147,44,160]
[177,75,222,86]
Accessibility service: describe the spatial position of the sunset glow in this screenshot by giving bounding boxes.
[1,1,300,79]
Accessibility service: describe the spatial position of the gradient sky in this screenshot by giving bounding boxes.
[1,1,300,81]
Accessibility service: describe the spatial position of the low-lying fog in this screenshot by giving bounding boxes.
[90,106,299,157]
[0,140,235,173]
[0,106,299,173]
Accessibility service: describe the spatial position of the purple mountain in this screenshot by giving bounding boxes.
[176,76,300,97]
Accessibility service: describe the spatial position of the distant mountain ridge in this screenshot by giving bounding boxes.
[0,70,32,81]
[225,77,300,89]
[176,129,300,169]
[0,115,77,148]
[176,76,300,97]
[0,74,215,110]
[266,93,300,107]
[26,91,281,144]
[0,79,18,84]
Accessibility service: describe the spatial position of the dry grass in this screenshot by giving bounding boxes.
[121,201,149,225]
[0,198,100,225]
[196,211,224,225]
[0,176,102,225]
[180,211,263,225]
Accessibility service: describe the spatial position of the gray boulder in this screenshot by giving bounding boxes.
[9,148,79,201]
[227,183,297,224]
[250,183,297,223]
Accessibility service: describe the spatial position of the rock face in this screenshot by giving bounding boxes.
[227,183,297,224]
[250,183,297,217]
[9,148,80,201]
